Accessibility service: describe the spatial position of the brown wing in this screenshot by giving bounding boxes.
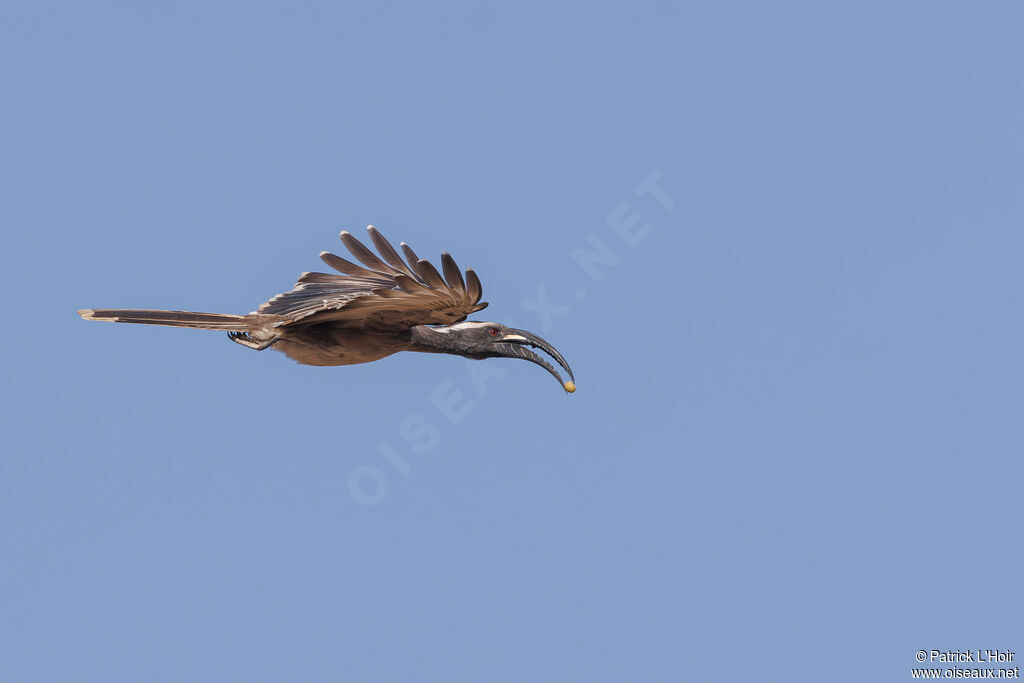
[257,226,488,329]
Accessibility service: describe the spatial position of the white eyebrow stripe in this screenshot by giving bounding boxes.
[433,321,490,334]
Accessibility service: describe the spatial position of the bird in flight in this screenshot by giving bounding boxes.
[78,226,576,392]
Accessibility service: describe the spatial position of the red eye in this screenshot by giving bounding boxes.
[489,327,500,336]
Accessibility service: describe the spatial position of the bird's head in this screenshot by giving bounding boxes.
[412,322,576,393]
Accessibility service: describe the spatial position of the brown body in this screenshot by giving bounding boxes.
[272,323,415,366]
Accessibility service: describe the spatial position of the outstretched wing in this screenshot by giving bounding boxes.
[257,226,488,329]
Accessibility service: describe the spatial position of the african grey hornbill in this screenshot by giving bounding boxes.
[78,226,576,392]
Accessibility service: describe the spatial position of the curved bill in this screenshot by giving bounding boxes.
[494,328,576,392]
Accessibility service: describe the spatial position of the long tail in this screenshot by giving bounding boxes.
[77,309,253,331]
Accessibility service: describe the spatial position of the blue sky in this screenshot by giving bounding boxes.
[2,3,1022,681]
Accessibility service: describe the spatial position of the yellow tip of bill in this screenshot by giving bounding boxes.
[564,381,576,393]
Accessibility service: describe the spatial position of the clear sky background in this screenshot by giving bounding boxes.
[2,3,1022,682]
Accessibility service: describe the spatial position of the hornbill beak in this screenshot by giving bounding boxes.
[494,329,576,393]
